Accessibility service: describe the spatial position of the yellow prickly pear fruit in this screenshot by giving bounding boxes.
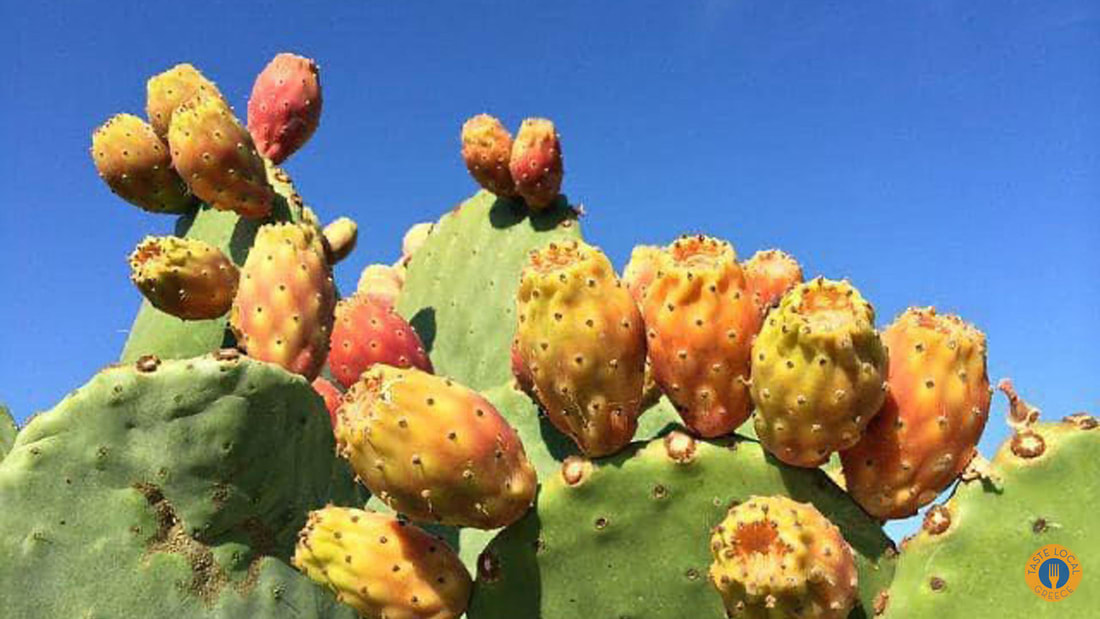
[709,495,858,618]
[751,278,887,467]
[461,114,516,197]
[336,366,537,529]
[128,236,238,320]
[515,239,646,456]
[293,506,471,619]
[90,114,193,214]
[229,222,336,380]
[642,235,761,437]
[146,63,225,138]
[841,307,991,519]
[357,263,405,309]
[322,216,358,265]
[621,244,662,305]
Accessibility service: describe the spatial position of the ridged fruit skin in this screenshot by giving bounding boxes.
[90,114,193,214]
[840,307,991,519]
[622,244,662,305]
[515,239,646,456]
[230,222,336,380]
[322,217,358,265]
[509,118,563,210]
[401,222,434,266]
[642,236,760,438]
[709,495,858,619]
[168,93,274,218]
[744,249,803,312]
[247,53,322,164]
[128,235,239,320]
[145,63,224,138]
[293,506,471,619]
[329,293,433,388]
[336,366,537,529]
[312,376,342,427]
[461,114,516,197]
[751,278,887,467]
[357,264,405,308]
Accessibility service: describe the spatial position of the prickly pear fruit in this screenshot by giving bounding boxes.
[510,336,535,396]
[642,235,760,437]
[312,376,342,427]
[357,264,405,309]
[751,278,887,467]
[128,235,239,320]
[293,506,472,619]
[230,222,336,380]
[336,366,537,529]
[840,308,991,519]
[329,293,433,388]
[168,93,274,218]
[247,53,322,164]
[509,118,563,211]
[400,222,434,266]
[90,114,193,214]
[322,217,358,265]
[461,114,516,197]
[622,244,662,305]
[709,495,858,619]
[145,63,224,138]
[515,239,646,456]
[744,249,803,312]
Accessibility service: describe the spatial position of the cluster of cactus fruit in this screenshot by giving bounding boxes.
[0,52,1095,619]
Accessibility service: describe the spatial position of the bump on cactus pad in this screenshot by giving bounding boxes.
[0,404,15,463]
[469,433,896,619]
[0,353,366,618]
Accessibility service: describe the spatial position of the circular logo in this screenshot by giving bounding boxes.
[1026,544,1083,601]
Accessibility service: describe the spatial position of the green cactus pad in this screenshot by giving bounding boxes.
[0,353,366,618]
[120,164,305,364]
[0,403,15,462]
[396,191,582,392]
[881,415,1099,618]
[468,434,896,619]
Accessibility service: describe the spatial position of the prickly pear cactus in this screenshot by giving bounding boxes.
[880,412,1098,618]
[0,353,366,618]
[0,404,15,462]
[469,432,896,619]
[121,163,305,363]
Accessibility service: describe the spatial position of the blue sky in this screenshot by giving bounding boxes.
[1,2,1096,538]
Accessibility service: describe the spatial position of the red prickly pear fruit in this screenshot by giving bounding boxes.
[751,278,888,467]
[461,114,516,197]
[515,240,647,457]
[230,222,336,380]
[146,63,225,138]
[356,264,404,309]
[509,118,564,211]
[329,293,433,389]
[709,495,858,619]
[336,366,538,529]
[247,53,322,164]
[622,244,662,306]
[321,217,358,265]
[400,222,434,266]
[642,235,760,438]
[292,506,471,619]
[128,236,239,320]
[744,249,804,314]
[90,114,193,214]
[311,377,342,427]
[168,94,274,219]
[841,307,991,519]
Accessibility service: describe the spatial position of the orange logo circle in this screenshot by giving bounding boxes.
[1025,544,1083,601]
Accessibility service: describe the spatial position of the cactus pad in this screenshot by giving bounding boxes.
[469,433,896,619]
[0,404,15,462]
[0,353,365,618]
